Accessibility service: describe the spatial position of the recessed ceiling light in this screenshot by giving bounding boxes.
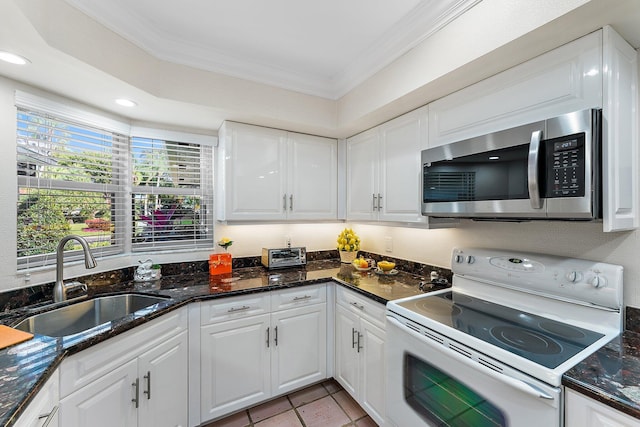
[115,98,137,107]
[0,51,30,65]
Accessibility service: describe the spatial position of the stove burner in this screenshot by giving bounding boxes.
[490,326,562,355]
[444,293,473,304]
[539,321,586,340]
[414,298,461,317]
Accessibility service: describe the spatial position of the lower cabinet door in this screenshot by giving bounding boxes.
[138,331,189,427]
[271,303,327,395]
[565,388,639,427]
[334,305,360,396]
[200,314,271,422]
[359,318,386,425]
[59,359,138,427]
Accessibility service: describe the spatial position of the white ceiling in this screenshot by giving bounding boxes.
[62,0,480,99]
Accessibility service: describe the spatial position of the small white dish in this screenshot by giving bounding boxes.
[374,268,398,275]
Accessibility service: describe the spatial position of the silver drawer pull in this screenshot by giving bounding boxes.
[132,378,140,408]
[38,405,59,427]
[228,305,251,313]
[350,301,364,310]
[293,295,311,301]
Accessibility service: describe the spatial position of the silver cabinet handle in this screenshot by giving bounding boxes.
[266,326,270,348]
[352,328,358,348]
[372,193,377,211]
[293,295,311,301]
[274,326,278,346]
[228,305,251,313]
[38,405,59,427]
[357,331,363,353]
[350,301,364,310]
[283,194,287,210]
[528,130,543,209]
[377,193,382,210]
[143,371,151,400]
[132,378,140,408]
[289,194,293,211]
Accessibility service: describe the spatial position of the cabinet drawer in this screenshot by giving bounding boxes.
[200,293,270,325]
[336,286,385,328]
[271,284,326,311]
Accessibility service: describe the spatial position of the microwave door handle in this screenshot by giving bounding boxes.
[528,130,543,209]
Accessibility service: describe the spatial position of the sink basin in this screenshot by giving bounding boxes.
[14,294,171,337]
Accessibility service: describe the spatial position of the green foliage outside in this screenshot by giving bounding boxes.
[17,195,70,256]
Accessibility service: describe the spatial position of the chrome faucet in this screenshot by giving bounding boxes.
[53,235,97,303]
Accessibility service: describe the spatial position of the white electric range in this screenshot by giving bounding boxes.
[386,247,623,427]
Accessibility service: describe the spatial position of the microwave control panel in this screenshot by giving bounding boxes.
[543,132,586,198]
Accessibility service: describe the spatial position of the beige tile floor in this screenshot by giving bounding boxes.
[203,379,378,427]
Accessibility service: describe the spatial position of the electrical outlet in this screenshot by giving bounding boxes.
[285,236,291,247]
[385,236,393,252]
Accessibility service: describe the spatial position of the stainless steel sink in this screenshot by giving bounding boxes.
[14,294,170,337]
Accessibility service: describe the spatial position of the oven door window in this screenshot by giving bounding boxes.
[405,353,507,426]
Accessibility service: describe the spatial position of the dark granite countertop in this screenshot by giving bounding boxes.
[563,331,640,420]
[0,259,444,427]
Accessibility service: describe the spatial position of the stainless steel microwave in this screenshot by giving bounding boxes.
[421,109,601,220]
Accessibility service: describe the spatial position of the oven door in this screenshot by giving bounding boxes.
[386,316,562,427]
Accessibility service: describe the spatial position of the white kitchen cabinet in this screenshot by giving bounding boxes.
[427,27,638,232]
[428,31,603,147]
[59,308,188,427]
[200,312,271,421]
[601,26,639,232]
[565,388,640,427]
[60,360,138,427]
[14,370,59,427]
[271,302,327,396]
[216,121,338,221]
[138,331,189,427]
[334,287,387,426]
[347,106,428,223]
[199,285,328,424]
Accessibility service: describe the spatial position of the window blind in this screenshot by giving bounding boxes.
[17,107,127,269]
[131,137,213,251]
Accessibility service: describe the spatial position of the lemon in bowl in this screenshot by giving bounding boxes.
[377,261,396,272]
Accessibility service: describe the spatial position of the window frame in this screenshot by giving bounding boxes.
[15,92,216,271]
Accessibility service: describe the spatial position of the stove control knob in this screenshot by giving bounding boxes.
[565,271,582,282]
[591,275,606,289]
[466,256,475,264]
[454,255,464,263]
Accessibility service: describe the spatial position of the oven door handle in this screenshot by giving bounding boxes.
[387,316,555,401]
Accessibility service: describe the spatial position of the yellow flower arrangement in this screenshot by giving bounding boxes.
[336,228,360,252]
[217,237,233,251]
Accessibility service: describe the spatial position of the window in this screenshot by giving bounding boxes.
[17,107,126,269]
[16,94,215,270]
[131,137,213,251]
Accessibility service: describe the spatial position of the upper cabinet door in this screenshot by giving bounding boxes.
[346,107,429,224]
[217,122,338,221]
[428,31,603,147]
[378,107,428,223]
[602,25,639,232]
[346,129,379,221]
[218,122,287,221]
[288,133,338,220]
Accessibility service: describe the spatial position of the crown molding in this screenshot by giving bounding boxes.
[64,0,481,99]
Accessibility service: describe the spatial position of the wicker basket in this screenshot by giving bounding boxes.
[339,250,358,264]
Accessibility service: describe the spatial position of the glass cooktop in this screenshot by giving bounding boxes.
[394,291,604,369]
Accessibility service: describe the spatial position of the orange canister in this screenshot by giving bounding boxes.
[209,253,232,275]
